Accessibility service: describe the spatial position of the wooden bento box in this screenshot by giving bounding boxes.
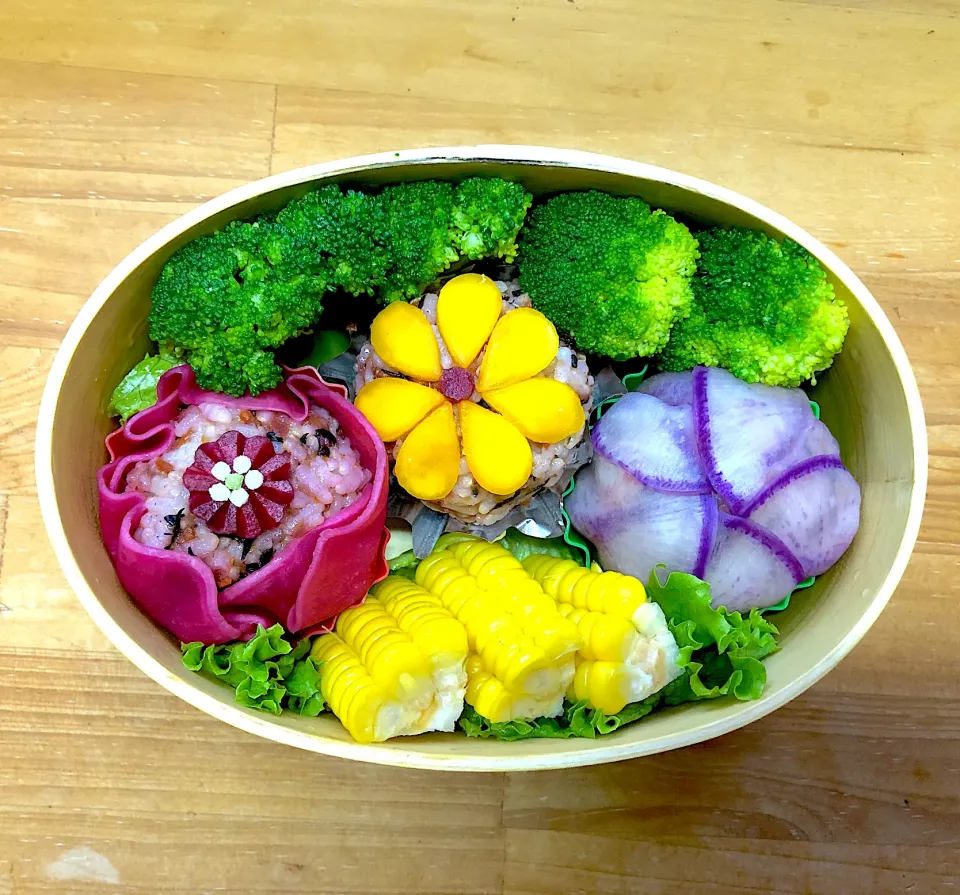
[36,146,927,771]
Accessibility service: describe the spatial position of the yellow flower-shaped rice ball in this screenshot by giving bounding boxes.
[354,273,587,503]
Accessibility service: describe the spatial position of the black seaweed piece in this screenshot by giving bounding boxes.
[266,431,283,446]
[220,533,255,559]
[299,432,309,445]
[244,547,275,575]
[316,428,337,444]
[571,354,579,368]
[163,509,185,549]
[318,443,330,458]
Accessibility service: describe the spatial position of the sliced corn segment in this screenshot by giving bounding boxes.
[416,535,583,723]
[443,537,581,661]
[417,549,556,695]
[333,599,434,706]
[524,555,683,714]
[371,578,469,732]
[311,594,467,743]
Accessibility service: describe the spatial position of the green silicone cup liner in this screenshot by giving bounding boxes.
[561,372,822,615]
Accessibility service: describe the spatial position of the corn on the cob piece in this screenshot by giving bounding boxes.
[311,634,403,744]
[333,599,434,706]
[417,549,559,696]
[311,594,468,743]
[370,577,469,732]
[524,555,683,714]
[416,536,582,723]
[444,538,581,662]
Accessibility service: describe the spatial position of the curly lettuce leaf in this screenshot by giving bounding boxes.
[646,566,779,704]
[458,694,662,741]
[498,528,586,566]
[108,348,179,423]
[181,623,325,717]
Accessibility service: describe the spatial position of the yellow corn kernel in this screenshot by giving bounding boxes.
[522,556,647,621]
[570,660,637,715]
[556,602,640,662]
[444,538,581,661]
[370,578,468,671]
[311,634,392,744]
[465,654,515,724]
[416,550,555,695]
[334,598,433,708]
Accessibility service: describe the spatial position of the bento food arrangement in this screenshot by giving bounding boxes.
[101,178,861,744]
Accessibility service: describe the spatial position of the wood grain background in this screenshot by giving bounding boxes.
[1,1,958,892]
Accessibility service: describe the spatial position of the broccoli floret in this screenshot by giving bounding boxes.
[452,177,532,262]
[659,228,849,387]
[149,178,539,393]
[517,191,699,359]
[376,181,459,303]
[149,219,327,396]
[274,185,390,295]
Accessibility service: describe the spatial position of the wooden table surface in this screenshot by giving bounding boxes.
[1,1,958,892]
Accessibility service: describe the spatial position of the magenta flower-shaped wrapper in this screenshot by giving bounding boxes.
[97,365,389,645]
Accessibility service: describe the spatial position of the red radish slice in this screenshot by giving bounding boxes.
[592,392,710,494]
[638,371,695,407]
[566,455,718,582]
[744,455,861,577]
[693,366,832,512]
[702,513,805,612]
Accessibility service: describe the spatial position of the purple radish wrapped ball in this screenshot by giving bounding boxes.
[566,366,861,612]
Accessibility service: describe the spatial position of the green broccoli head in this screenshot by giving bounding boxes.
[274,185,390,295]
[148,219,327,397]
[376,181,459,303]
[658,227,849,387]
[517,191,699,360]
[451,177,533,263]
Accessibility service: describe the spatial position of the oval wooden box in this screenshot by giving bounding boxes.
[35,146,927,771]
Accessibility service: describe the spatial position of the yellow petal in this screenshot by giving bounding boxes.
[371,302,442,382]
[354,378,446,443]
[475,307,559,392]
[483,379,586,444]
[459,401,533,496]
[436,273,503,368]
[395,404,461,500]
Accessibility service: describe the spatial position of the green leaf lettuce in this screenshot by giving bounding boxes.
[645,566,780,704]
[497,528,586,566]
[108,347,180,423]
[181,624,325,717]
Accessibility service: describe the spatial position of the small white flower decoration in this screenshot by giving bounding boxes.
[208,454,264,507]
